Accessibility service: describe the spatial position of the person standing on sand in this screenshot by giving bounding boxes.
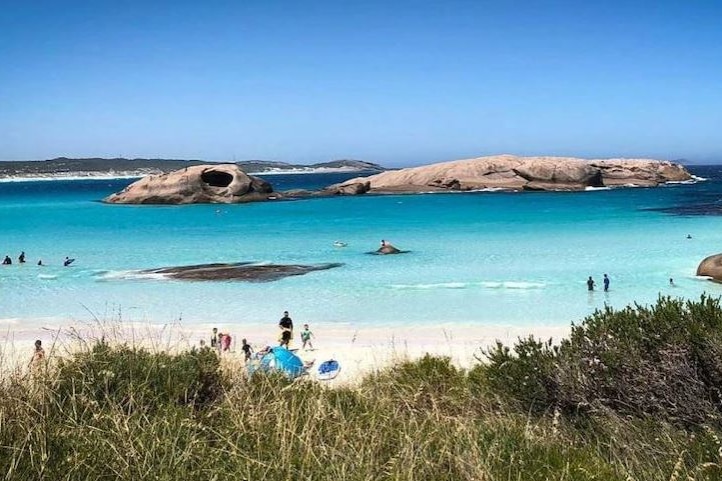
[241,339,253,362]
[210,327,218,349]
[587,276,595,291]
[220,332,232,352]
[279,311,293,348]
[29,340,45,368]
[603,274,610,292]
[301,324,314,350]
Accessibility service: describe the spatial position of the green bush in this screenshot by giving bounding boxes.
[474,337,558,413]
[53,341,225,413]
[481,295,722,425]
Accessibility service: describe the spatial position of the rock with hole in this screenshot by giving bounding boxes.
[104,164,273,204]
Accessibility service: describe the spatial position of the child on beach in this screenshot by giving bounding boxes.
[220,332,232,352]
[241,339,253,362]
[29,340,45,368]
[301,324,314,350]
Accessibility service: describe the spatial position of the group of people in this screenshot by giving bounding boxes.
[205,310,316,364]
[1,251,74,266]
[278,310,315,351]
[586,274,611,292]
[587,274,676,291]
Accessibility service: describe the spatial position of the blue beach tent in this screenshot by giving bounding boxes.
[251,347,305,379]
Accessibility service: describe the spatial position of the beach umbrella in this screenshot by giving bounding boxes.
[252,347,305,379]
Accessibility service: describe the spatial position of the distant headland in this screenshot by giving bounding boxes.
[0,157,385,181]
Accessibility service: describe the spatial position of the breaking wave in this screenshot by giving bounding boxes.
[390,281,546,290]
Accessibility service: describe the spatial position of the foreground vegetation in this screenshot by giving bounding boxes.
[4,297,722,480]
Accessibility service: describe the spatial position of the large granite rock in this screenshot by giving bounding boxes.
[104,164,273,204]
[697,254,722,282]
[328,155,692,193]
[140,262,343,282]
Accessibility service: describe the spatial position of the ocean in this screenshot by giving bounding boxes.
[2,166,722,336]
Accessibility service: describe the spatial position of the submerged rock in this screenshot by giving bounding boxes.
[697,254,722,282]
[104,164,273,204]
[327,155,692,194]
[142,262,343,282]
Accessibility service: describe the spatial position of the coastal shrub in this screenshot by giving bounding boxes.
[53,341,225,413]
[360,354,471,414]
[4,348,722,479]
[474,337,558,413]
[483,295,722,425]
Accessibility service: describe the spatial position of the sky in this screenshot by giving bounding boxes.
[1,0,721,166]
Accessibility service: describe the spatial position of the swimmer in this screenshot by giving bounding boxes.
[669,278,675,286]
[333,241,348,247]
[63,257,75,267]
[687,234,692,239]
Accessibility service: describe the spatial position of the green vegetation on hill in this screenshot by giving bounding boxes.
[0,157,385,177]
[3,296,722,480]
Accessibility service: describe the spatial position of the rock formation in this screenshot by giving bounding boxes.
[104,155,694,205]
[140,262,343,282]
[697,254,722,282]
[376,243,402,255]
[328,155,692,193]
[104,164,273,204]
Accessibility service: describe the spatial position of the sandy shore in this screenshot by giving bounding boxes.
[1,321,570,383]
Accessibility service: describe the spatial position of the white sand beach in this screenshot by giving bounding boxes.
[1,321,570,384]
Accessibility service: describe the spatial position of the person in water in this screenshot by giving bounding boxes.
[2,256,11,265]
[603,274,610,292]
[37,259,43,266]
[670,278,675,286]
[587,276,595,291]
[18,251,25,263]
[63,257,74,267]
[279,311,293,347]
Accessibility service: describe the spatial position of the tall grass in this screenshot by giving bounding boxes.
[3,297,722,480]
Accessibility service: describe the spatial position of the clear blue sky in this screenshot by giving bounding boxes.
[1,0,721,166]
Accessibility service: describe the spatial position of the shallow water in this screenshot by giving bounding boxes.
[2,167,722,332]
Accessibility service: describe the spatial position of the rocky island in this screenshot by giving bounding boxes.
[329,155,692,193]
[104,155,692,204]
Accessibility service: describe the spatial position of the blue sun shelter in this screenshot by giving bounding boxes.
[253,347,305,379]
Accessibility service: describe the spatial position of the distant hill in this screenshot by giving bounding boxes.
[0,157,386,179]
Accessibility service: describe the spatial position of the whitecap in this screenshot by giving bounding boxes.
[502,281,546,289]
[96,270,168,281]
[390,282,469,290]
[37,274,57,280]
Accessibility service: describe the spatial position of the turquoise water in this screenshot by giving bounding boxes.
[2,167,722,333]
